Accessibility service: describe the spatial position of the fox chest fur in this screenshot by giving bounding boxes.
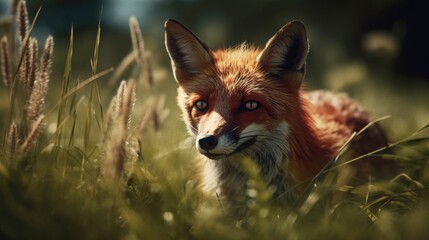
[165,19,392,208]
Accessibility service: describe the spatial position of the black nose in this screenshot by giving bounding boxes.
[198,135,218,151]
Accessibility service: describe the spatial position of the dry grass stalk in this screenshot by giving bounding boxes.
[129,16,144,65]
[0,36,12,87]
[142,51,154,88]
[20,114,45,154]
[133,97,156,138]
[108,18,149,86]
[103,97,116,140]
[125,136,141,163]
[103,79,137,179]
[39,35,53,77]
[16,0,29,43]
[103,121,127,179]
[108,52,134,86]
[133,96,169,134]
[17,0,31,88]
[114,80,127,120]
[27,37,38,91]
[20,46,30,89]
[153,96,169,132]
[27,36,53,125]
[103,126,126,178]
[112,79,136,128]
[103,94,126,179]
[7,121,20,155]
[121,79,136,128]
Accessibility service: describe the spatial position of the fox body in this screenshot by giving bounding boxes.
[165,20,391,207]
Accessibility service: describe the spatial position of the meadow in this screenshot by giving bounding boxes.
[1,1,429,239]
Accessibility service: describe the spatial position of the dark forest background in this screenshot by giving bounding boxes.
[1,0,423,80]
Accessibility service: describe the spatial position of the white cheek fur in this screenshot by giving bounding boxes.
[198,121,291,199]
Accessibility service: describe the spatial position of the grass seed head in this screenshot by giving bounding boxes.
[103,79,137,179]
[40,35,54,75]
[20,114,46,154]
[142,51,154,88]
[16,0,29,43]
[103,125,127,179]
[121,78,136,128]
[115,80,127,119]
[27,37,38,91]
[0,36,12,87]
[129,16,144,65]
[26,36,53,125]
[7,122,20,155]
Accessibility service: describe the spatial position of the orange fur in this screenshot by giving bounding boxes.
[165,19,394,210]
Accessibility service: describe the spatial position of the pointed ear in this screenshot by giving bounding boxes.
[257,21,309,82]
[164,19,213,84]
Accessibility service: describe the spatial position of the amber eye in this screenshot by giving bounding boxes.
[194,100,208,112]
[240,100,260,111]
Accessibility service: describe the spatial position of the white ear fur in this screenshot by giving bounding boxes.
[164,19,213,80]
[257,21,309,77]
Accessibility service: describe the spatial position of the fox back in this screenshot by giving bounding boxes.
[164,19,393,210]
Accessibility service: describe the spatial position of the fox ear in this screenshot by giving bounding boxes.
[164,19,213,83]
[257,21,309,84]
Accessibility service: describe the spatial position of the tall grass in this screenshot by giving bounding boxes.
[1,1,429,239]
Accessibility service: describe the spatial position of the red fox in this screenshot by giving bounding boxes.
[164,19,393,208]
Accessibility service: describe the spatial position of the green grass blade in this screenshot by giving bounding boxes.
[47,67,114,116]
[90,10,102,75]
[84,16,103,153]
[55,26,74,146]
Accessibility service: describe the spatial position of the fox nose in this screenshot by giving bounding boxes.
[197,135,218,151]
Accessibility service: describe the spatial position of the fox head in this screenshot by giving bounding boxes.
[165,19,309,161]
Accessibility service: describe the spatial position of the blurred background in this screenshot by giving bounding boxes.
[0,0,428,138]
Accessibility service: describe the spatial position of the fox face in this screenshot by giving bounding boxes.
[165,19,308,162]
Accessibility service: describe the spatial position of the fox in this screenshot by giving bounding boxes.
[164,19,394,210]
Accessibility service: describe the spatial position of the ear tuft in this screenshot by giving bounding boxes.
[257,21,309,78]
[164,19,213,81]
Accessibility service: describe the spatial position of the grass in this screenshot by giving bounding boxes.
[1,1,429,239]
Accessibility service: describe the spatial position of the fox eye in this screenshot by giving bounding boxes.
[194,100,208,112]
[241,100,260,111]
